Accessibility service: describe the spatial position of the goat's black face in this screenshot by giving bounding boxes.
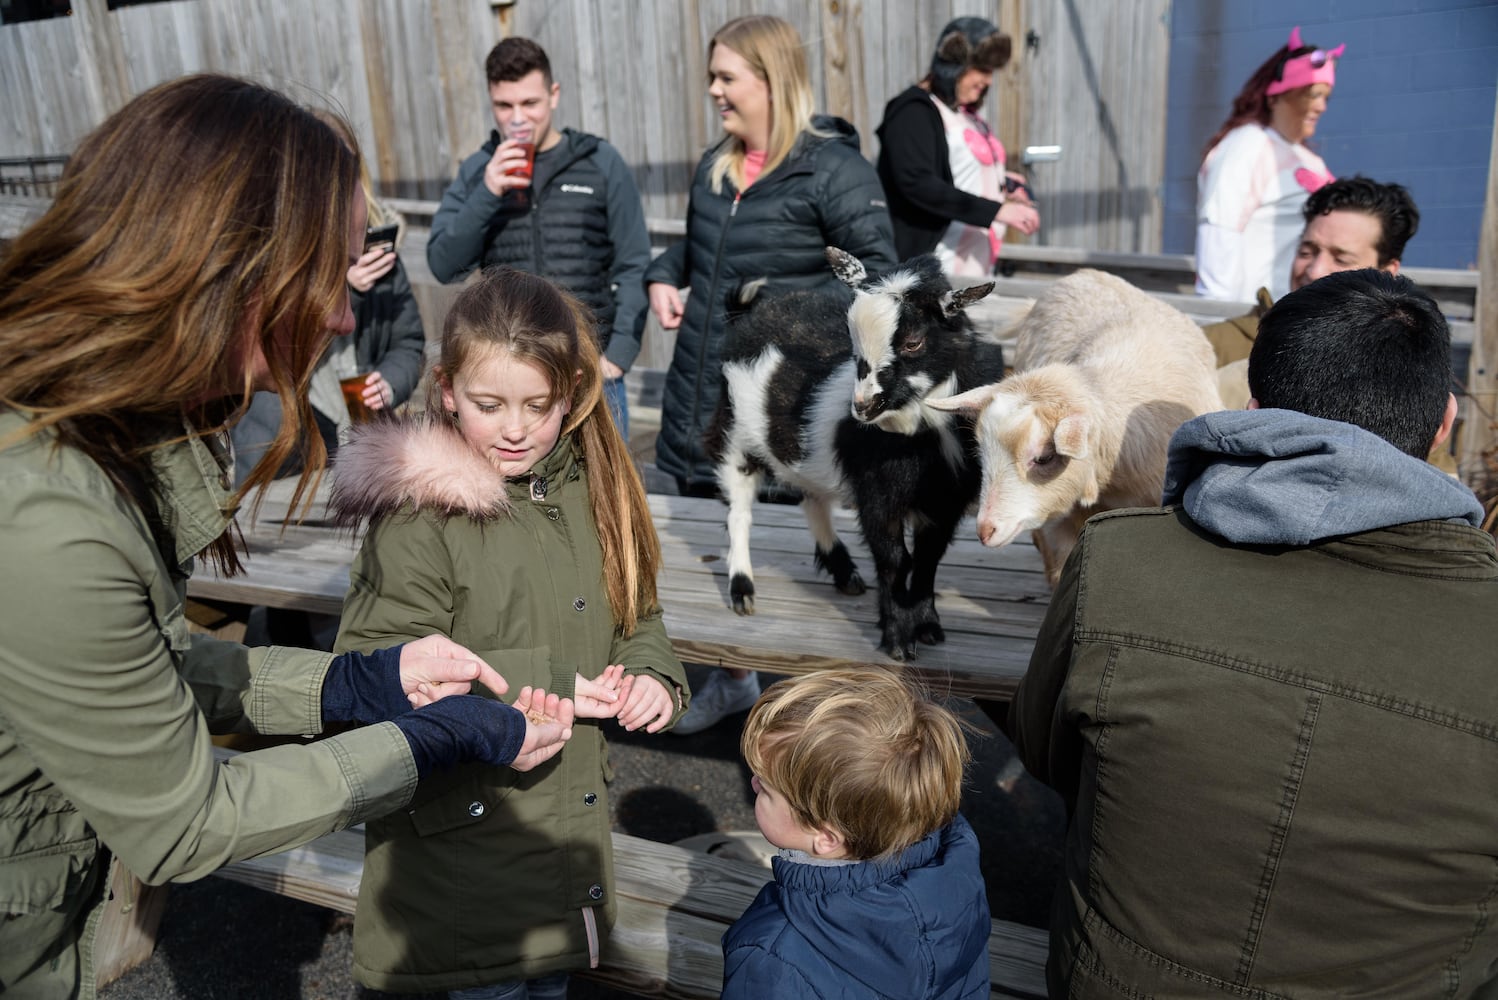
[845,257,970,429]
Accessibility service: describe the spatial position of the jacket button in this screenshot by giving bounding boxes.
[468,801,485,818]
[573,597,586,612]
[546,507,560,521]
[583,792,598,806]
[588,883,604,900]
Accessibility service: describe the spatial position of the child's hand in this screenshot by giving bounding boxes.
[574,665,626,719]
[615,673,675,734]
[510,685,575,772]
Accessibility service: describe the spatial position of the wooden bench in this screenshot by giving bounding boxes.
[208,751,1048,999]
[190,485,1053,702]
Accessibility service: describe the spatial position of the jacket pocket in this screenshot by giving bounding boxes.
[407,767,519,838]
[0,836,99,915]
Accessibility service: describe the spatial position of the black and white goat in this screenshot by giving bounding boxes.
[705,248,1004,660]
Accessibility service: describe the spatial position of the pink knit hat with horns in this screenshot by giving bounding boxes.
[1266,26,1345,96]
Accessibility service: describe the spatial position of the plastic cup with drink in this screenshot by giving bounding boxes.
[339,372,376,424]
[506,129,535,205]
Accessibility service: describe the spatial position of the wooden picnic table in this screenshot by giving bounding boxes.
[191,480,1052,701]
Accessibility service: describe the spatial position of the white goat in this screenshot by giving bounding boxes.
[929,269,1222,585]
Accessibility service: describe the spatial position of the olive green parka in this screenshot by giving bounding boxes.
[330,417,687,993]
[0,411,419,999]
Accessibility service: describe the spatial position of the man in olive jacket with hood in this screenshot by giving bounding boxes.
[1011,269,1497,997]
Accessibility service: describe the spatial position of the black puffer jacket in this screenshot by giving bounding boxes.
[644,117,896,489]
[426,128,651,369]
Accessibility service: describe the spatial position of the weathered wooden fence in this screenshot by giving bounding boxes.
[0,0,1172,251]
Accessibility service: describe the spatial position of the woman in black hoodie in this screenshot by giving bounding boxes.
[876,17,1040,270]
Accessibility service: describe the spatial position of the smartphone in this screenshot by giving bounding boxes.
[364,222,399,254]
[1003,176,1033,201]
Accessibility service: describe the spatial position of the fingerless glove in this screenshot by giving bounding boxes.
[320,645,408,724]
[390,695,527,776]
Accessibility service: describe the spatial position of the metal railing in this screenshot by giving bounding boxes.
[0,155,67,197]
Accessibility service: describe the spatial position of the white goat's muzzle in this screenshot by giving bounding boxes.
[976,517,1027,549]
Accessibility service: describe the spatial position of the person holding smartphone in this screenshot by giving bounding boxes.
[230,114,425,484]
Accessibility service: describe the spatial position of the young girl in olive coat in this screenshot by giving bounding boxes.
[331,267,689,998]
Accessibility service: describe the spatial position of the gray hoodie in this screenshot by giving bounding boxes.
[1162,408,1483,546]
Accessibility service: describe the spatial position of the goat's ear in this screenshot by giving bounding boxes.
[926,383,1002,415]
[825,247,866,287]
[942,281,996,317]
[730,276,769,310]
[1052,413,1090,460]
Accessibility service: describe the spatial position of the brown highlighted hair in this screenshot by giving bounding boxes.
[741,667,971,860]
[432,267,661,635]
[0,74,360,573]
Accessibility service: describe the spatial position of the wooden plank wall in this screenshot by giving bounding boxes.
[0,0,1170,249]
[1017,0,1171,253]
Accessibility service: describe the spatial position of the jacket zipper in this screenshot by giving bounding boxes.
[512,136,592,275]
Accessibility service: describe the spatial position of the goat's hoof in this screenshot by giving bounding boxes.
[836,572,867,597]
[879,638,918,662]
[915,622,946,646]
[729,573,756,616]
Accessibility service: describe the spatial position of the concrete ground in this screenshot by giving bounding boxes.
[100,380,1067,1000]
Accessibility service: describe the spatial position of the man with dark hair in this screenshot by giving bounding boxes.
[1203,175,1420,367]
[427,36,651,433]
[1289,175,1419,291]
[1010,269,1496,998]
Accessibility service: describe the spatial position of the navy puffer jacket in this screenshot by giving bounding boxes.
[645,117,896,489]
[721,814,991,999]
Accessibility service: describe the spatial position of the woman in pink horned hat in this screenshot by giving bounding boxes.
[1195,26,1344,303]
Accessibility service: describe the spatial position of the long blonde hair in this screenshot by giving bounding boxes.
[707,15,824,194]
[0,74,360,573]
[433,268,662,635]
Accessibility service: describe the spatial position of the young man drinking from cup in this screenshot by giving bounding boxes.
[426,37,651,435]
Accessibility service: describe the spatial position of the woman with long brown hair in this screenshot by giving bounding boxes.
[0,75,571,999]
[230,107,428,487]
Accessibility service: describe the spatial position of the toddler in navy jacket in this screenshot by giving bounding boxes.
[721,668,991,999]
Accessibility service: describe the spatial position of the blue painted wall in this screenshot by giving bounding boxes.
[1163,0,1497,270]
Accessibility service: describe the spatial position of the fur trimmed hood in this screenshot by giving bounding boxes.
[329,415,512,524]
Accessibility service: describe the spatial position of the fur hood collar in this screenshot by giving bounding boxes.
[329,415,516,524]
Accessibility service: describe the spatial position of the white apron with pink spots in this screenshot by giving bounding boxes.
[933,96,1007,279]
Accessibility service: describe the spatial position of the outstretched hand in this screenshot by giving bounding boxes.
[510,686,576,771]
[615,673,676,734]
[996,200,1040,236]
[574,665,627,719]
[400,634,510,708]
